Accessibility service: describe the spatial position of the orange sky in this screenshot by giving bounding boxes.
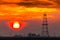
[0,0,59,21]
[0,0,60,36]
[1,0,23,2]
[0,4,58,20]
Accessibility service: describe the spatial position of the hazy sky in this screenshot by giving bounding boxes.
[0,0,60,37]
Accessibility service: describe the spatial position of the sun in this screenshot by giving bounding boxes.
[13,22,20,28]
[8,20,26,31]
[12,21,21,30]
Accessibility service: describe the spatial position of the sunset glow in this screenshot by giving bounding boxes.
[13,22,20,29]
[0,4,57,20]
[1,0,23,2]
[0,0,58,21]
[0,0,60,37]
[26,8,56,12]
[7,20,26,30]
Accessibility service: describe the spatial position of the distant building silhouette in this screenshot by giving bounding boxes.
[14,34,23,37]
[13,33,40,38]
[28,33,40,37]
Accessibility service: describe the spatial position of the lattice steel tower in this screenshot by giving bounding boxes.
[42,13,49,37]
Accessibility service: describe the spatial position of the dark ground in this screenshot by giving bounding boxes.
[0,37,60,40]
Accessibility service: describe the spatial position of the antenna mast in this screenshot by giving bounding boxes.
[42,13,49,37]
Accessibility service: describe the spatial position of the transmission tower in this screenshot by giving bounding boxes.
[42,13,49,37]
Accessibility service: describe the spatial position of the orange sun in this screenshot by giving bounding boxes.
[8,20,26,31]
[13,22,20,29]
[12,21,21,30]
